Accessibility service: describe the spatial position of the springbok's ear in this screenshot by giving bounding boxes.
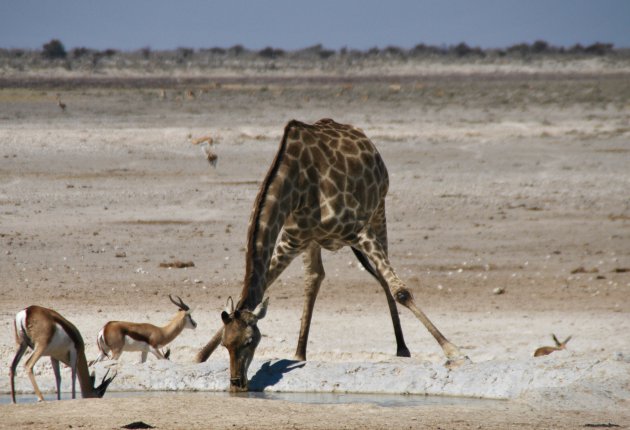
[221,311,231,325]
[225,296,234,313]
[252,297,269,320]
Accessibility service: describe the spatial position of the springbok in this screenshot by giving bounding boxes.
[56,94,66,111]
[534,334,572,357]
[191,134,218,166]
[9,305,115,403]
[91,295,197,364]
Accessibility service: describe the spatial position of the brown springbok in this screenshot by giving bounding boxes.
[534,334,572,357]
[10,305,115,403]
[91,295,196,364]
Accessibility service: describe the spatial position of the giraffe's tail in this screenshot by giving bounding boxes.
[351,247,380,280]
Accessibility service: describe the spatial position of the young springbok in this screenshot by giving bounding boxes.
[10,305,115,403]
[92,295,196,364]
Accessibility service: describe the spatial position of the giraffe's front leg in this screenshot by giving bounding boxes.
[294,244,325,361]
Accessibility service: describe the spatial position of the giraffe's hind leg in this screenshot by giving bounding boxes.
[355,227,469,367]
[352,247,410,357]
[360,202,410,357]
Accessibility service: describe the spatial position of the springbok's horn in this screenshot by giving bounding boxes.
[169,294,190,311]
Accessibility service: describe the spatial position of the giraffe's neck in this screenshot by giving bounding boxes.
[239,121,299,310]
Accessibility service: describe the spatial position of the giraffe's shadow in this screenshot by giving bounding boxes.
[248,359,306,391]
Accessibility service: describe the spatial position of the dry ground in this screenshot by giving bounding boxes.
[0,64,629,428]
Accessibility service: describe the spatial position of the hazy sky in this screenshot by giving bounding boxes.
[1,0,629,51]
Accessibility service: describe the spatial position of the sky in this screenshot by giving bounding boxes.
[1,0,629,51]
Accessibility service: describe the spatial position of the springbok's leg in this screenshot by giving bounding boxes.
[294,244,325,361]
[355,229,469,367]
[141,350,149,363]
[23,345,47,401]
[69,349,77,399]
[51,358,61,400]
[10,342,29,403]
[149,347,166,360]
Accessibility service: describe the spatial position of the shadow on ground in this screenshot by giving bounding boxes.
[249,359,306,391]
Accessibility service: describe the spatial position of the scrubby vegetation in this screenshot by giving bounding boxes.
[0,38,627,76]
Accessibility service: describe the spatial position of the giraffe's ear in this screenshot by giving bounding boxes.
[252,297,269,321]
[221,311,231,325]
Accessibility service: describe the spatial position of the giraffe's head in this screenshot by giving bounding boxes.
[220,297,269,391]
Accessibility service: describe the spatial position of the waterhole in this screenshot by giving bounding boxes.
[2,391,498,407]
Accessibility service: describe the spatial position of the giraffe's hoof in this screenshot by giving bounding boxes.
[444,355,472,369]
[396,347,411,358]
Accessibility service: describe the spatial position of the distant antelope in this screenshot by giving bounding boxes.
[534,334,572,357]
[191,134,218,167]
[9,305,115,403]
[91,295,197,364]
[55,94,66,111]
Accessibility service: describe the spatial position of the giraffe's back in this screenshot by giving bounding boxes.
[280,119,389,248]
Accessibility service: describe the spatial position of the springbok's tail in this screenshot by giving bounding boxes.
[89,329,110,366]
[12,320,19,346]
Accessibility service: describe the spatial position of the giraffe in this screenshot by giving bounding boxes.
[196,118,469,391]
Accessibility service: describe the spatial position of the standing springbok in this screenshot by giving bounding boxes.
[91,295,196,364]
[10,305,115,403]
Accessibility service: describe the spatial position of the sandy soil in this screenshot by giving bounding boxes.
[1,60,629,428]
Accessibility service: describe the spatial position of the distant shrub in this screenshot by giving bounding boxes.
[452,42,472,57]
[296,44,335,59]
[71,47,91,59]
[318,48,335,59]
[42,39,66,59]
[102,49,118,57]
[208,47,226,55]
[258,47,284,59]
[585,42,613,56]
[410,43,445,56]
[506,43,531,56]
[382,46,405,58]
[140,47,151,59]
[366,47,380,56]
[228,44,245,56]
[8,49,26,58]
[177,47,194,58]
[532,40,550,53]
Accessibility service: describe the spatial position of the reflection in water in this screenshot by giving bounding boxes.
[2,390,498,407]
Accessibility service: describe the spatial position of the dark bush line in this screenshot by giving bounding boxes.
[0,39,623,62]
